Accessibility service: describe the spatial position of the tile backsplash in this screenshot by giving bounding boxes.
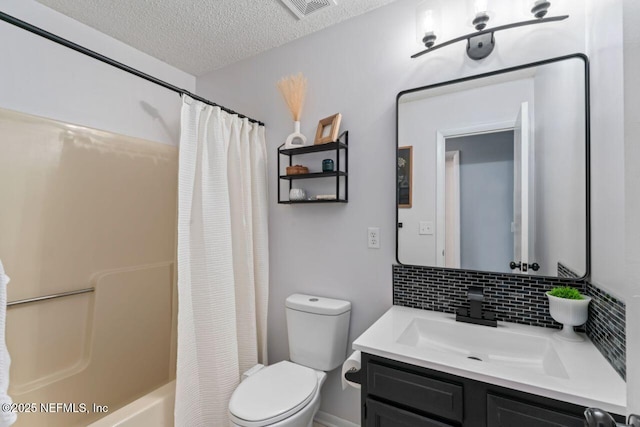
[392,264,626,379]
[557,261,581,279]
[585,282,626,379]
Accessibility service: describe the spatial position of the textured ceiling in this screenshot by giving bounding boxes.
[35,0,398,76]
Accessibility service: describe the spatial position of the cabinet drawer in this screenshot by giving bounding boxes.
[367,363,463,423]
[487,394,585,427]
[366,399,455,427]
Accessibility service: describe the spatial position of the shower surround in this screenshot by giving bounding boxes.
[0,108,178,426]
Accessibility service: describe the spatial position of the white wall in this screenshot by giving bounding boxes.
[532,60,587,277]
[585,0,626,295]
[398,79,532,267]
[197,0,593,422]
[0,0,195,145]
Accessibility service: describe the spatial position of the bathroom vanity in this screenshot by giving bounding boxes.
[353,306,626,427]
[381,53,630,425]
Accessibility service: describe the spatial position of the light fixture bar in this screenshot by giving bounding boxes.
[411,15,569,59]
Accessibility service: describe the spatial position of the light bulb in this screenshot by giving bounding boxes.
[424,10,435,32]
[469,0,491,30]
[416,1,441,48]
[474,0,489,14]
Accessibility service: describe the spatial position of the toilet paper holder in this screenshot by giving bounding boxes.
[344,367,361,385]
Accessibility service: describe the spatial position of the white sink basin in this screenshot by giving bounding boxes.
[352,306,626,415]
[396,317,569,378]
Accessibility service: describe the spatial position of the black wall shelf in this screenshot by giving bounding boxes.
[278,141,348,156]
[278,131,349,204]
[279,171,347,180]
[279,199,348,204]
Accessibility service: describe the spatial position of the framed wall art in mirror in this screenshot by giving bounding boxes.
[396,54,590,279]
[398,146,413,208]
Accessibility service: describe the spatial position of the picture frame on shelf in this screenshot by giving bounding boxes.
[398,146,412,208]
[314,113,342,145]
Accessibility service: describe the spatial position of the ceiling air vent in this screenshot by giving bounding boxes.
[280,0,338,19]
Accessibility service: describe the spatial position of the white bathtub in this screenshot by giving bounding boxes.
[88,381,175,427]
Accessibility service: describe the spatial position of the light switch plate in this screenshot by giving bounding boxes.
[419,221,434,235]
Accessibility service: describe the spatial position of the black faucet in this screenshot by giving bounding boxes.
[456,286,497,327]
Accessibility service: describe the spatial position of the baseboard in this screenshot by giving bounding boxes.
[314,410,359,427]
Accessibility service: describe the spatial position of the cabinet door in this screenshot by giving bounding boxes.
[367,362,464,422]
[487,394,585,427]
[366,399,455,427]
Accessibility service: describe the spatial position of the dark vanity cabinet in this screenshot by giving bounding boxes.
[361,353,624,427]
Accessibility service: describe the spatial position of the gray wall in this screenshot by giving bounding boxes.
[446,132,514,273]
[196,0,623,423]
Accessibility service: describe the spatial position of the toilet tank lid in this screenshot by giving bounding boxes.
[286,294,351,316]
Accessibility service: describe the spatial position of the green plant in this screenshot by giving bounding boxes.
[548,286,584,300]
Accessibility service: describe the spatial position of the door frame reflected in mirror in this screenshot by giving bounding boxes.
[435,120,516,269]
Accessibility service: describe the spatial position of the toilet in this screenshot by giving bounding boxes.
[228,294,351,427]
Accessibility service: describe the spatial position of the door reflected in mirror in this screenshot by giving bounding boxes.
[397,55,588,278]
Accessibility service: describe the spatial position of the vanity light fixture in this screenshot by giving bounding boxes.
[413,0,568,61]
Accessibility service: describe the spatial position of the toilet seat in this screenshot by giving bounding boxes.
[229,361,319,427]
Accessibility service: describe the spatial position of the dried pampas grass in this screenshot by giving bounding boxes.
[277,73,307,121]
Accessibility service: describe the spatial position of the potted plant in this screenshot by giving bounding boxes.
[546,286,592,342]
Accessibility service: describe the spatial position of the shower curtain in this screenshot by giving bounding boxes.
[175,96,269,426]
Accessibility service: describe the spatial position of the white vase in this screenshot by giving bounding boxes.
[283,121,307,149]
[546,292,592,342]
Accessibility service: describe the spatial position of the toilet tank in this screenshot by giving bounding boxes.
[285,294,351,371]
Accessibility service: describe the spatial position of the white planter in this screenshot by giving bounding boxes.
[546,292,592,342]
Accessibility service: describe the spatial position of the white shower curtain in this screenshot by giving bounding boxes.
[175,96,269,426]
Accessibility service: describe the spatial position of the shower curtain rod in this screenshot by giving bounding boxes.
[0,11,265,126]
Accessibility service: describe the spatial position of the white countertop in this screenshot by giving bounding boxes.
[353,306,626,415]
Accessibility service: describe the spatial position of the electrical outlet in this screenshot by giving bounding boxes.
[368,227,380,249]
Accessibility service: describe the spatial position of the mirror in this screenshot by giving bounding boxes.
[396,55,589,279]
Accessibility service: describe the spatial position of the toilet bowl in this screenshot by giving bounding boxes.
[228,361,326,427]
[228,294,351,427]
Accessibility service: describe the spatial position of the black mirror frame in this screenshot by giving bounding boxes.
[395,53,591,281]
